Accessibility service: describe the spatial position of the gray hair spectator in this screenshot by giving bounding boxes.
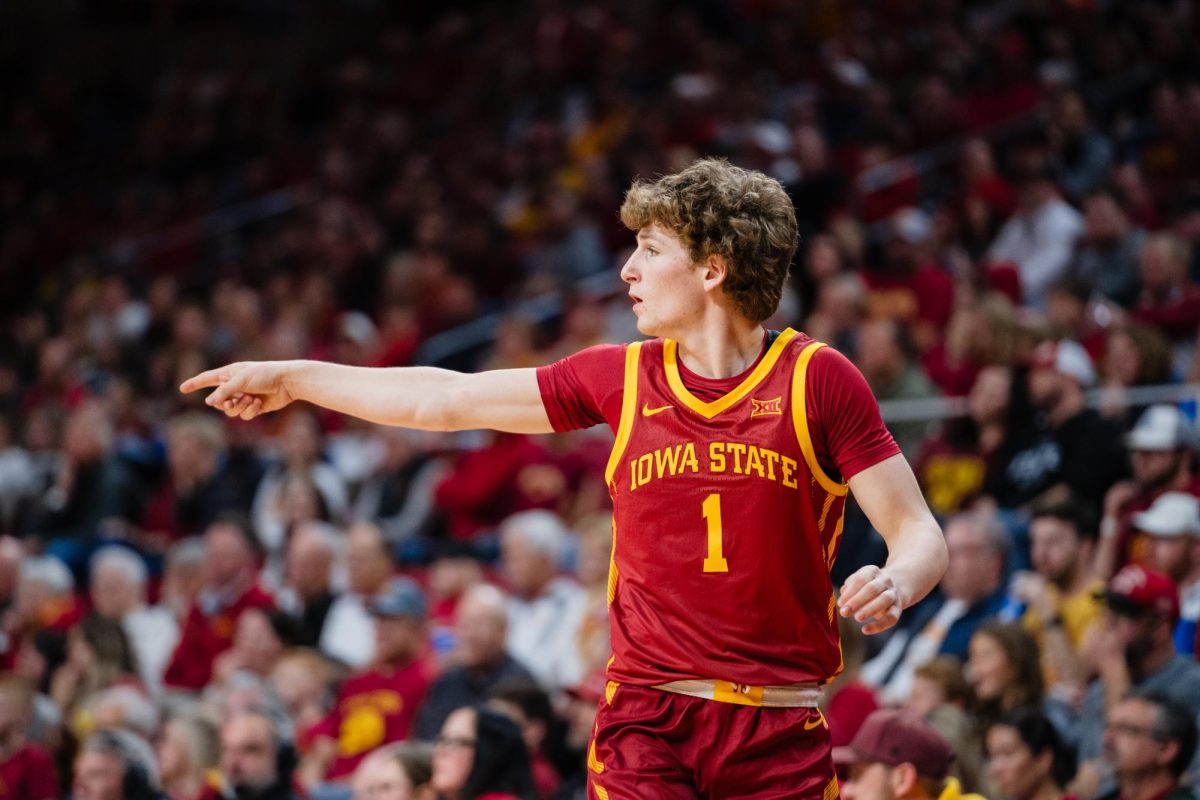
[1101,692,1198,800]
[499,510,587,691]
[320,520,395,668]
[218,705,301,800]
[73,728,161,800]
[275,521,339,649]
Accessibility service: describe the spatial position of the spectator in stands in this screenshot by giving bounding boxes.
[1097,404,1199,579]
[1131,233,1200,343]
[155,712,219,800]
[1100,692,1198,800]
[1010,500,1103,691]
[303,578,431,786]
[275,522,337,647]
[1071,190,1145,308]
[320,521,394,668]
[486,677,560,799]
[1132,492,1200,654]
[991,340,1127,511]
[984,708,1075,800]
[986,160,1084,309]
[835,709,985,800]
[0,676,58,800]
[251,410,348,557]
[1048,91,1114,204]
[160,540,206,622]
[350,427,445,546]
[211,608,294,689]
[862,511,1007,704]
[89,547,179,696]
[49,614,141,728]
[26,401,143,573]
[430,706,534,800]
[72,729,162,800]
[162,517,275,690]
[217,706,302,800]
[269,649,334,736]
[1076,565,1200,798]
[4,554,79,667]
[414,585,533,741]
[351,742,434,800]
[141,414,239,544]
[570,513,613,678]
[854,318,937,459]
[907,657,986,795]
[1099,324,1173,421]
[966,622,1052,735]
[500,511,586,692]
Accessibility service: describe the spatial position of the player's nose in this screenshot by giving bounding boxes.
[619,253,638,283]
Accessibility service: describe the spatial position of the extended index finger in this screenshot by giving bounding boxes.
[180,367,232,394]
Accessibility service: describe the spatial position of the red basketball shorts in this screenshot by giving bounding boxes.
[586,683,839,800]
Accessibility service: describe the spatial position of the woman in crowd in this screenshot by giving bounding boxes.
[967,621,1044,728]
[155,712,219,800]
[985,708,1076,800]
[49,614,141,726]
[352,741,435,800]
[431,706,534,800]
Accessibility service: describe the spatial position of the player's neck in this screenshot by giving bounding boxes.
[672,316,765,379]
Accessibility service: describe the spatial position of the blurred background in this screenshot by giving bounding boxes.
[2,1,1200,799]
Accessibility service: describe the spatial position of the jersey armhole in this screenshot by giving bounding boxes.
[603,342,642,486]
[791,342,849,497]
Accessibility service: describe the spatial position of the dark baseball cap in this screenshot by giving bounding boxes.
[832,709,955,780]
[368,577,427,619]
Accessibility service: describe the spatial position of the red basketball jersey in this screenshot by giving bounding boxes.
[604,328,847,688]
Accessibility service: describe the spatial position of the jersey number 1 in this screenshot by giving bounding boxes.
[702,493,729,573]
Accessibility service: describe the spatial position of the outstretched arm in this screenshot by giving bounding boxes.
[837,454,947,635]
[179,361,554,433]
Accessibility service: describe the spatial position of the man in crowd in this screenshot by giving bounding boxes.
[993,339,1127,512]
[1100,692,1199,800]
[1133,492,1200,655]
[319,521,395,668]
[216,707,302,800]
[500,510,586,692]
[163,517,275,690]
[1099,405,1199,578]
[1011,499,1104,687]
[863,512,1006,703]
[276,522,337,648]
[90,546,179,695]
[302,578,431,785]
[836,708,986,800]
[1076,565,1200,796]
[414,583,533,740]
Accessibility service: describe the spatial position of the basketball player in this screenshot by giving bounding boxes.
[182,159,947,798]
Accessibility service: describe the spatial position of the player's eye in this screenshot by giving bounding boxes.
[646,247,658,257]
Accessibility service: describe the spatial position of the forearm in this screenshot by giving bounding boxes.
[880,517,947,608]
[283,361,551,433]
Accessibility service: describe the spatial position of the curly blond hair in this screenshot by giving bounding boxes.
[620,158,798,323]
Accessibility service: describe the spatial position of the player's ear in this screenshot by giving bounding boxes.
[702,253,729,290]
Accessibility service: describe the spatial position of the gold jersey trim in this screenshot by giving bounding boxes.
[662,328,798,419]
[791,342,849,497]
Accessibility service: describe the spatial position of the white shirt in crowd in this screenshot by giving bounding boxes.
[506,576,587,692]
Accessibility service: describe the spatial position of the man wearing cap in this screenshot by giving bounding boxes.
[1074,565,1200,797]
[300,577,432,786]
[1097,404,1200,579]
[835,709,986,800]
[990,339,1127,513]
[1134,492,1200,655]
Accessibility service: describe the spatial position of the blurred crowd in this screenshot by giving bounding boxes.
[4,0,1200,798]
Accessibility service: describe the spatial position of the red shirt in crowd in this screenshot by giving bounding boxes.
[0,743,57,800]
[537,329,898,687]
[311,659,432,780]
[162,584,276,690]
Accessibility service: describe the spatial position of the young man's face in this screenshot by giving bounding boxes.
[620,223,709,338]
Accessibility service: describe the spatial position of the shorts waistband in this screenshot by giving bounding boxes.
[652,679,822,708]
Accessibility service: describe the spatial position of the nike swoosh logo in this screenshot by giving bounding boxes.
[804,714,825,731]
[642,403,673,417]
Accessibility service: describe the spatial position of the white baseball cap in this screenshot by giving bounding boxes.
[1032,339,1096,388]
[1127,404,1193,451]
[1132,491,1200,538]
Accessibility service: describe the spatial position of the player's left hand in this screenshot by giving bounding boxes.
[838,565,904,635]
